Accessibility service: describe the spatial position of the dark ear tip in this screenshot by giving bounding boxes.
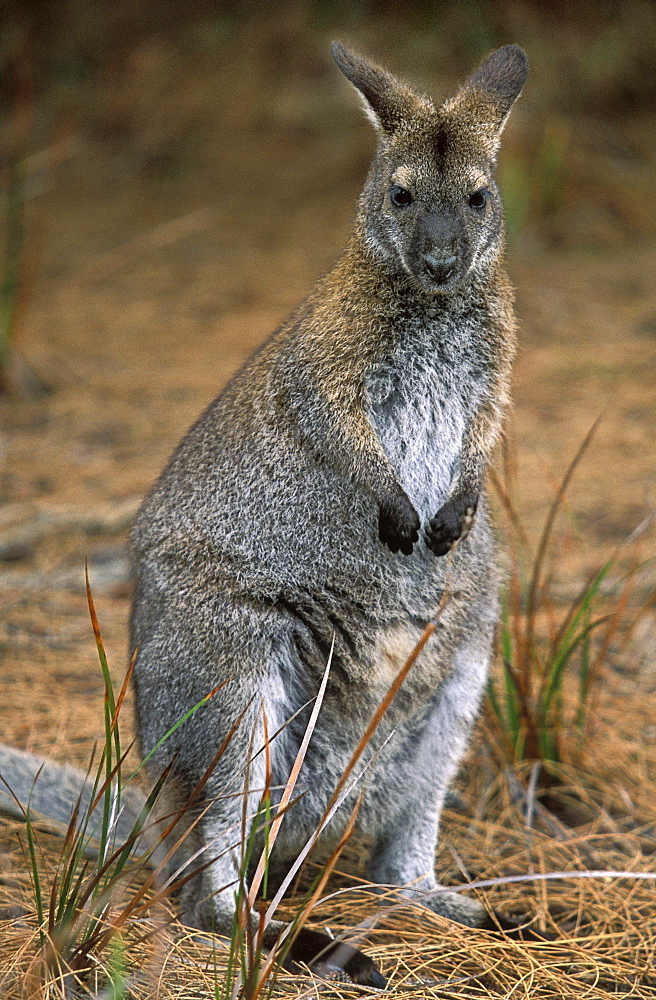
[503,43,528,63]
[469,43,528,106]
[508,44,529,74]
[331,40,348,68]
[500,43,529,83]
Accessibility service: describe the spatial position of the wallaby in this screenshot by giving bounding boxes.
[1,43,530,986]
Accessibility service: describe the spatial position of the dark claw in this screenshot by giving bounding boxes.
[424,534,451,557]
[287,927,386,987]
[425,492,478,557]
[482,909,553,941]
[368,967,388,988]
[340,945,387,987]
[378,493,420,556]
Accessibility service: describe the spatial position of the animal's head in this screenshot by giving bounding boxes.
[332,42,528,295]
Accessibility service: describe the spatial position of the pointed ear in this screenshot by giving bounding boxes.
[332,41,432,134]
[447,45,528,153]
[466,45,528,121]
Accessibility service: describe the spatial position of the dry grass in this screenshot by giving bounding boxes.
[3,753,656,999]
[1,3,655,997]
[2,555,655,999]
[3,651,656,998]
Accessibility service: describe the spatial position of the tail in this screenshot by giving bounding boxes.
[0,743,146,848]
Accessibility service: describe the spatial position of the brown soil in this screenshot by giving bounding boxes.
[1,6,655,997]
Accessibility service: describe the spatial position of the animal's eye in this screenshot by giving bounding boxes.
[468,189,488,210]
[390,185,413,207]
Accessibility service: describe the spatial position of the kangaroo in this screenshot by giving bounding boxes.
[1,43,529,986]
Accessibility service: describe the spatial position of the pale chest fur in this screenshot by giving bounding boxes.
[366,322,479,521]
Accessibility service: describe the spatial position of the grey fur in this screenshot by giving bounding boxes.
[0,744,143,847]
[0,44,529,981]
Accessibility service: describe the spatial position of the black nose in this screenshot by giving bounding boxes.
[423,254,457,285]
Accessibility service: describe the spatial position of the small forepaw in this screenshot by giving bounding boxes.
[378,493,420,556]
[425,492,478,557]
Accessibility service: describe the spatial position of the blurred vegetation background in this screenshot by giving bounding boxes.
[1,0,655,271]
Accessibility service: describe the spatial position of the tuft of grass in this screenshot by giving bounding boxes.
[486,423,655,769]
[5,572,234,997]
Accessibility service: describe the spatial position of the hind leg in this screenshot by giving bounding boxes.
[132,602,385,984]
[132,601,284,931]
[367,638,490,926]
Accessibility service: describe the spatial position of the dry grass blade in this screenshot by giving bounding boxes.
[322,565,453,826]
[258,797,362,990]
[488,463,529,553]
[110,651,137,736]
[264,729,396,925]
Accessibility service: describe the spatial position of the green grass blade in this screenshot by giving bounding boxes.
[86,572,120,868]
[486,676,504,728]
[132,680,228,779]
[576,617,592,740]
[23,810,45,945]
[540,614,610,725]
[524,417,601,664]
[107,933,129,1000]
[539,559,614,719]
[501,656,522,755]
